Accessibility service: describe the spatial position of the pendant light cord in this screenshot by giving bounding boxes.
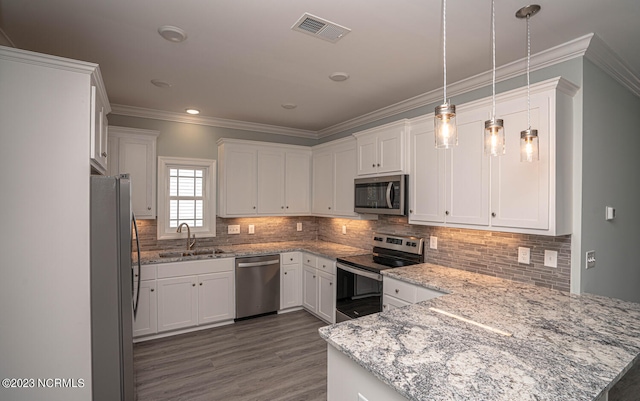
[526,14,531,130]
[443,0,447,103]
[491,0,496,120]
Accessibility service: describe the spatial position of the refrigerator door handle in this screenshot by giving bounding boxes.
[132,212,141,320]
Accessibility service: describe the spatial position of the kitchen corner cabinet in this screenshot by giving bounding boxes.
[280,252,303,310]
[108,127,159,219]
[90,75,111,174]
[353,119,409,176]
[409,77,576,236]
[217,139,311,217]
[311,137,359,217]
[302,253,336,324]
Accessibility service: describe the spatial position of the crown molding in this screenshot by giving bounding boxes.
[0,45,98,75]
[585,34,640,98]
[110,104,317,139]
[109,126,160,138]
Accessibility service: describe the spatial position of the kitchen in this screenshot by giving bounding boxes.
[1,1,640,401]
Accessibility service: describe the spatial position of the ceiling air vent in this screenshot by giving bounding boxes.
[291,13,351,43]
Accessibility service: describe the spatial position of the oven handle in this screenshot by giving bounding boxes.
[337,263,383,282]
[386,182,393,209]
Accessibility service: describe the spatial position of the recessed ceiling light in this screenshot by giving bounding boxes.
[185,108,200,115]
[281,103,297,110]
[329,72,349,82]
[158,25,188,43]
[150,79,172,88]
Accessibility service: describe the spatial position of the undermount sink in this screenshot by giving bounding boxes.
[158,249,229,258]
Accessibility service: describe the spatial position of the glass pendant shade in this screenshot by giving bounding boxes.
[435,103,458,148]
[520,129,539,162]
[484,119,505,156]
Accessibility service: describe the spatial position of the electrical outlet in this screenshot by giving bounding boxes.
[544,250,558,268]
[518,247,531,264]
[297,222,302,232]
[248,224,255,234]
[342,225,347,235]
[430,236,437,250]
[586,250,596,269]
[228,225,240,234]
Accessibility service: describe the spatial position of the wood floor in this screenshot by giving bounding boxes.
[134,310,328,401]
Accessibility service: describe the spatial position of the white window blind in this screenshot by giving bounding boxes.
[169,167,205,228]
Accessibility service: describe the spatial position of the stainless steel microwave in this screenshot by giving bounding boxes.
[354,175,407,215]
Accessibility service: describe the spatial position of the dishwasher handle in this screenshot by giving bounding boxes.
[237,259,280,268]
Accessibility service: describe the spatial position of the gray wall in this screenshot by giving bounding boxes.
[580,59,640,303]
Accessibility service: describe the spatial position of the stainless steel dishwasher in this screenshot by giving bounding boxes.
[235,254,280,319]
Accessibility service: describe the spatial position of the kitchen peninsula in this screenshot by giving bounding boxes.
[321,264,640,401]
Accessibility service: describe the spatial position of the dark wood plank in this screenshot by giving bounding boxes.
[134,311,328,401]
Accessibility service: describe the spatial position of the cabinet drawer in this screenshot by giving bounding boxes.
[383,277,417,303]
[317,256,335,275]
[281,252,302,265]
[138,264,157,281]
[382,294,411,312]
[303,253,317,268]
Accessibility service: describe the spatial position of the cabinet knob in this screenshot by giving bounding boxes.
[281,206,284,209]
[409,209,413,214]
[147,206,151,210]
[313,275,316,279]
[192,283,196,287]
[135,274,138,277]
[199,282,203,286]
[286,206,289,209]
[492,212,496,217]
[445,211,449,216]
[101,152,108,157]
[395,289,399,294]
[328,206,331,210]
[322,264,326,268]
[383,304,387,309]
[372,164,375,167]
[150,288,154,292]
[284,272,287,275]
[377,163,380,167]
[253,206,256,209]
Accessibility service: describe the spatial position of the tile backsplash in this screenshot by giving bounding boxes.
[137,215,570,292]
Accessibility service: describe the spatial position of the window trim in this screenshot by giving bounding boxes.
[157,156,216,240]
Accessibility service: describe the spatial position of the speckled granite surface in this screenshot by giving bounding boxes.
[138,240,368,265]
[320,263,640,401]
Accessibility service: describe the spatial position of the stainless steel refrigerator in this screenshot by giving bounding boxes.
[90,175,140,401]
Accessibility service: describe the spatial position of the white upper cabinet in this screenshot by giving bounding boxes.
[90,75,111,175]
[218,139,311,217]
[312,137,359,217]
[409,77,576,235]
[108,127,159,220]
[354,120,409,176]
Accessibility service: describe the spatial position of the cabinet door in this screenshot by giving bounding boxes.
[119,136,155,219]
[377,129,403,174]
[333,144,357,216]
[133,280,157,337]
[157,276,198,332]
[312,152,334,215]
[281,264,302,309]
[445,107,490,226]
[409,118,446,223]
[285,151,311,214]
[317,271,335,323]
[198,272,234,324]
[225,146,258,215]
[302,266,318,313]
[382,294,411,312]
[491,93,550,230]
[257,149,285,214]
[356,134,378,175]
[90,85,108,173]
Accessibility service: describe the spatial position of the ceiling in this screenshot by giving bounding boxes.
[1,0,639,135]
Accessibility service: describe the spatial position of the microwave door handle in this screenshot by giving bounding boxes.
[386,182,393,208]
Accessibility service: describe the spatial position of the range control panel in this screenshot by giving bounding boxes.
[372,233,424,255]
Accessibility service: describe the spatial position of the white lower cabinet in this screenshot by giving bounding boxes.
[382,276,445,312]
[302,254,336,323]
[280,252,303,310]
[133,280,157,337]
[198,271,235,324]
[157,275,199,332]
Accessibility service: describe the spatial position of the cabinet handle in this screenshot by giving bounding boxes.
[101,152,107,157]
[445,211,449,216]
[395,289,399,294]
[150,288,154,292]
[492,212,496,217]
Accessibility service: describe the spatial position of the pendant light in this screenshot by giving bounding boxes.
[434,0,457,149]
[484,0,505,156]
[516,4,541,162]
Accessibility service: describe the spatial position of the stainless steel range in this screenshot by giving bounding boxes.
[335,232,425,322]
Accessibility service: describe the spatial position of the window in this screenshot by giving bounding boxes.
[157,157,216,239]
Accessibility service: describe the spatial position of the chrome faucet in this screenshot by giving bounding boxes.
[176,223,196,251]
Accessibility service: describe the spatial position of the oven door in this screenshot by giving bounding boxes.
[336,263,383,322]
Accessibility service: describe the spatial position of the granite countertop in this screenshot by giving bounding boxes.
[319,263,640,401]
[138,240,369,265]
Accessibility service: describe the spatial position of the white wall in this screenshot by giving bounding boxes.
[0,50,93,399]
[580,59,640,303]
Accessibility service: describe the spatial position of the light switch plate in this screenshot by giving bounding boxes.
[342,225,347,235]
[228,225,240,234]
[544,250,558,268]
[518,247,531,264]
[430,236,437,250]
[248,224,255,234]
[297,222,302,232]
